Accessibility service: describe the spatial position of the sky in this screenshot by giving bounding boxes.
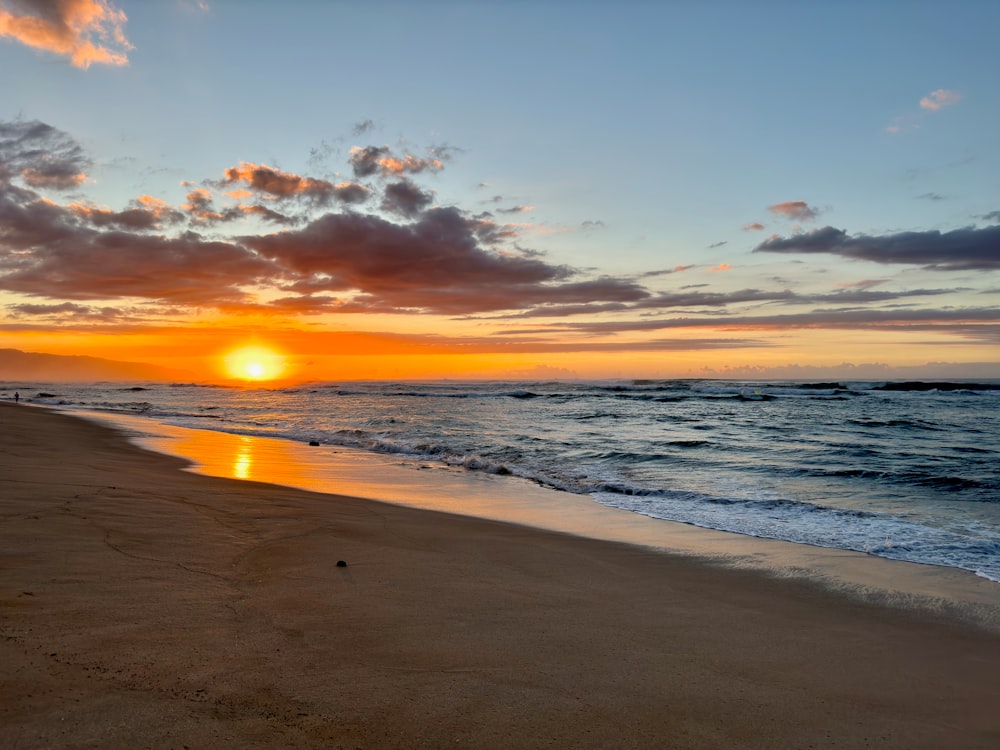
[0,0,998,382]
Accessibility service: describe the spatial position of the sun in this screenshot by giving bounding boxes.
[223,345,287,382]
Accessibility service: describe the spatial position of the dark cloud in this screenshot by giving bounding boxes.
[352,119,375,136]
[0,119,652,317]
[349,145,389,178]
[708,240,728,249]
[980,210,1000,223]
[581,220,605,231]
[245,207,648,315]
[497,286,961,320]
[0,120,90,189]
[348,145,444,178]
[497,205,534,215]
[917,192,945,201]
[6,301,134,321]
[633,288,795,310]
[768,201,819,221]
[641,265,695,278]
[469,216,520,245]
[332,182,371,204]
[221,162,347,204]
[69,196,184,230]
[239,204,296,225]
[0,222,274,305]
[249,206,562,292]
[753,225,1000,270]
[381,179,433,218]
[6,117,987,338]
[540,307,1000,336]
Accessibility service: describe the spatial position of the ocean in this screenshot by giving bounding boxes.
[8,379,999,582]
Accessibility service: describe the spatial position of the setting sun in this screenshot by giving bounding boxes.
[223,345,287,382]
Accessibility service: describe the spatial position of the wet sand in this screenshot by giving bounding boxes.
[2,402,999,748]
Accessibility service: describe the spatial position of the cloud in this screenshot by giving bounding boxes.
[352,119,375,136]
[919,89,962,111]
[7,115,988,340]
[380,179,433,218]
[886,89,964,134]
[493,284,959,320]
[834,279,886,291]
[768,201,819,221]
[69,195,184,230]
[0,0,132,68]
[221,162,368,205]
[743,222,765,231]
[497,205,535,215]
[5,300,136,321]
[0,119,90,189]
[708,263,731,272]
[580,220,605,231]
[979,210,1000,223]
[0,201,274,305]
[753,225,1000,270]
[0,118,655,317]
[238,203,296,225]
[707,241,727,249]
[538,307,1000,338]
[349,145,444,178]
[244,207,648,315]
[641,265,695,278]
[181,188,230,224]
[916,192,945,201]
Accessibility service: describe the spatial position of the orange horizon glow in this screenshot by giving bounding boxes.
[1,324,996,383]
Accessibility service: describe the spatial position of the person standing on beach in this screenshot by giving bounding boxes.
[14,391,19,403]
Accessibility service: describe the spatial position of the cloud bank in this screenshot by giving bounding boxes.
[0,118,645,317]
[753,225,1000,270]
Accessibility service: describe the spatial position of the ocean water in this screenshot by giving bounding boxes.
[8,379,1000,582]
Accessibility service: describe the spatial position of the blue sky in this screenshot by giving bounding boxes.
[0,0,998,380]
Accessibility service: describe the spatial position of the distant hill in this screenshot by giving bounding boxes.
[0,348,195,383]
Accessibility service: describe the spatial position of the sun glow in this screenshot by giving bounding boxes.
[223,345,287,382]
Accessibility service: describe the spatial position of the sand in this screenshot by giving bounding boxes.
[1,402,999,749]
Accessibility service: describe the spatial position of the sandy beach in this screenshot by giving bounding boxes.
[2,402,999,749]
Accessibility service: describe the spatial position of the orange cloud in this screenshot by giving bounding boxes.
[768,201,819,221]
[709,263,732,272]
[743,222,765,231]
[378,155,444,175]
[0,0,132,69]
[22,165,86,188]
[221,162,368,205]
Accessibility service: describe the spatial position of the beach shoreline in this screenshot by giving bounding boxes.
[81,406,1000,625]
[2,401,999,748]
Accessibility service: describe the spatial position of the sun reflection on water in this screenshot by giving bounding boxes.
[232,437,253,480]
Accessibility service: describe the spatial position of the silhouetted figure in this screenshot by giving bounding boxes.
[14,391,19,403]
